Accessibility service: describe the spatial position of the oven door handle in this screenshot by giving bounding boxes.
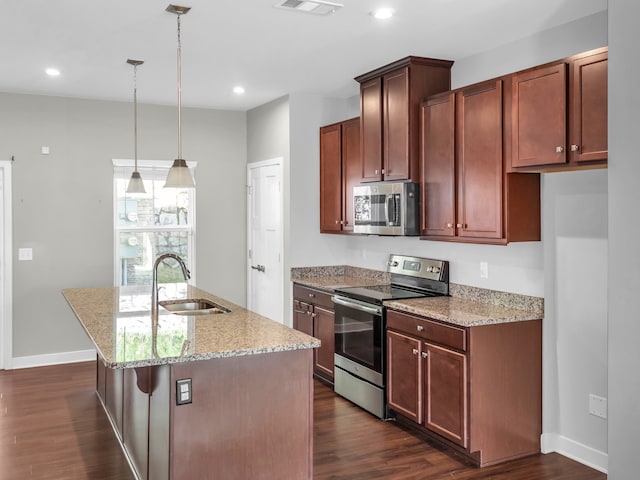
[331,296,382,315]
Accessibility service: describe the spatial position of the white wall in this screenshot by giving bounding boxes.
[0,93,246,361]
[607,2,640,478]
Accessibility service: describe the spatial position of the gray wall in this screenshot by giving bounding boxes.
[608,2,640,478]
[0,93,246,359]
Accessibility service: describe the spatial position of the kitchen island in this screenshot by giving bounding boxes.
[63,284,319,480]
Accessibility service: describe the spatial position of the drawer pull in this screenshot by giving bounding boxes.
[416,325,424,332]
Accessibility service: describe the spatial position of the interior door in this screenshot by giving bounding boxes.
[247,159,283,323]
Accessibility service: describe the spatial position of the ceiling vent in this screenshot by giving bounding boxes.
[273,0,343,16]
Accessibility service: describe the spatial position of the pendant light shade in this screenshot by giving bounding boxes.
[126,58,146,194]
[165,4,195,189]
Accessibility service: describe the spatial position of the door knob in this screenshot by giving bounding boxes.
[251,264,266,273]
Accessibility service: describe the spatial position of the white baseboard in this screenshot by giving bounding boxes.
[541,433,608,473]
[10,349,97,370]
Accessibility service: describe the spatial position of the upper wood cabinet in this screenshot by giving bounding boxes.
[421,80,541,244]
[356,57,453,182]
[320,117,360,233]
[511,47,608,171]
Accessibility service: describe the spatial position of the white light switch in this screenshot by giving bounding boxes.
[589,394,607,419]
[18,248,33,261]
[41,146,50,155]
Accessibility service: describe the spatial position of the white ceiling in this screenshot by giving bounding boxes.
[0,0,607,111]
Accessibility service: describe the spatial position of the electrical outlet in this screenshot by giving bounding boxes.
[18,248,33,261]
[176,378,192,405]
[479,262,489,279]
[589,394,607,419]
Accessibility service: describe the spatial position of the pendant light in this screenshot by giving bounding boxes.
[164,4,195,188]
[126,59,146,194]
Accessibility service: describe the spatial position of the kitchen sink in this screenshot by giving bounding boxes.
[159,298,231,315]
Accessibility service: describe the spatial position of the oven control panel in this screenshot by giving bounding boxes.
[387,254,448,282]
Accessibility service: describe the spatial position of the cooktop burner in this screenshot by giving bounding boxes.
[333,254,450,305]
[334,284,438,305]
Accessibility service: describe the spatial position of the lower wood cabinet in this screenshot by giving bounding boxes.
[293,283,335,384]
[386,309,541,467]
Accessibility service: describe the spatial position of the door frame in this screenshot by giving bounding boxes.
[0,160,13,369]
[246,158,284,320]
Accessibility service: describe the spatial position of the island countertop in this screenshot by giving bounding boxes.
[63,284,320,369]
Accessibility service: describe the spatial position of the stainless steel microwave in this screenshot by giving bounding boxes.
[353,181,420,235]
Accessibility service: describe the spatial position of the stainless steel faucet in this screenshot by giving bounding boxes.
[151,253,191,323]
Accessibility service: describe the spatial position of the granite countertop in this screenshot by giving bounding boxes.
[384,296,542,327]
[63,284,319,369]
[292,265,543,328]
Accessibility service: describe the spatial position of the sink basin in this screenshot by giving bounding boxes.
[159,298,231,315]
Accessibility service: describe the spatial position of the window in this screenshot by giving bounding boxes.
[113,160,196,287]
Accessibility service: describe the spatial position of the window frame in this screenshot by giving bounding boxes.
[112,159,197,288]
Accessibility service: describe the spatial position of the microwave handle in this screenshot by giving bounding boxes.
[386,194,400,226]
[385,195,392,225]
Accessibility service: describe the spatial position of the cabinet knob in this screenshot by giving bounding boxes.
[556,146,564,153]
[571,144,580,152]
[416,325,424,332]
[374,169,379,175]
[447,223,453,228]
[412,348,419,355]
[421,352,428,358]
[381,168,386,174]
[456,223,466,229]
[308,293,315,298]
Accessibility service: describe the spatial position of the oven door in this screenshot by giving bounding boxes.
[332,295,384,382]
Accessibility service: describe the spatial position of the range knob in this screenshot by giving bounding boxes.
[388,260,399,267]
[431,266,441,274]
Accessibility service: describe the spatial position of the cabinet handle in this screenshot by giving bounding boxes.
[308,293,315,298]
[571,144,580,152]
[412,348,419,355]
[374,169,379,175]
[311,313,316,318]
[382,168,386,174]
[421,352,428,358]
[447,223,453,228]
[556,146,564,153]
[335,220,339,224]
[457,223,466,229]
[416,325,424,332]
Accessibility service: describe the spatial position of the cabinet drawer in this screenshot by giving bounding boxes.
[293,284,334,310]
[387,309,466,352]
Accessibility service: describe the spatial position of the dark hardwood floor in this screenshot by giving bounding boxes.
[0,362,606,479]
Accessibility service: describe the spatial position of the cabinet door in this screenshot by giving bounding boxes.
[457,80,503,239]
[512,63,567,167]
[570,52,608,163]
[341,118,361,232]
[293,300,313,337]
[314,306,335,381]
[360,78,383,182]
[387,330,422,423]
[424,343,468,448]
[320,124,343,232]
[421,93,455,237]
[384,67,410,181]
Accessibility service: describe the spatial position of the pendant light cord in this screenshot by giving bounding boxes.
[176,13,183,160]
[133,63,139,170]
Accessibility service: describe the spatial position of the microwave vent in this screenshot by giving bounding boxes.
[273,0,343,15]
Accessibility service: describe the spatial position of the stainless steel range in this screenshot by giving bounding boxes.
[331,254,449,419]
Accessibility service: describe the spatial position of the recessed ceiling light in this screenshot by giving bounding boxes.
[45,68,61,77]
[372,8,394,20]
[233,86,245,95]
